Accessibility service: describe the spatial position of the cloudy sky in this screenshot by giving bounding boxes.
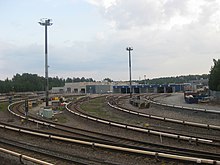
[1,0,220,81]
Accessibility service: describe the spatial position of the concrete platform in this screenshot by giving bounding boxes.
[154,93,220,112]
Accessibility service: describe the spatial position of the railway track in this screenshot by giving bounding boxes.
[0,121,219,165]
[147,93,220,114]
[67,96,220,145]
[0,136,118,165]
[65,96,220,163]
[5,96,220,164]
[9,100,217,150]
[2,119,220,162]
[0,146,53,165]
[107,95,220,138]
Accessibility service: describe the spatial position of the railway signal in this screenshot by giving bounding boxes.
[8,96,12,104]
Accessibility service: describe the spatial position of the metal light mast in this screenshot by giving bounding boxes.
[39,18,53,107]
[126,47,133,98]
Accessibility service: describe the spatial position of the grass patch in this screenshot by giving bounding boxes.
[54,115,67,123]
[0,102,9,112]
[80,97,148,126]
[81,97,107,117]
[80,97,130,123]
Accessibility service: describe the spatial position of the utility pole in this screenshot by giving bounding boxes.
[144,75,146,85]
[126,47,133,98]
[39,18,53,107]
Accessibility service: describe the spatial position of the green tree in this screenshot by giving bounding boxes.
[49,76,65,89]
[73,77,80,82]
[0,73,65,93]
[66,77,72,83]
[103,78,113,82]
[12,73,44,92]
[0,78,12,93]
[81,77,86,82]
[209,59,220,91]
[138,74,209,85]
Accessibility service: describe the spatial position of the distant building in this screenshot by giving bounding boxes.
[52,81,207,94]
[52,82,112,94]
[113,84,185,94]
[51,87,64,93]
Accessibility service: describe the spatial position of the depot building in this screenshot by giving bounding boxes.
[52,82,112,94]
[51,81,188,94]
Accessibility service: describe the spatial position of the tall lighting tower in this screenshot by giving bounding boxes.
[39,18,53,107]
[126,47,133,98]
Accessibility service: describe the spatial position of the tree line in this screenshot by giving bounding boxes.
[209,59,220,91]
[0,59,220,93]
[0,73,94,93]
[138,74,209,85]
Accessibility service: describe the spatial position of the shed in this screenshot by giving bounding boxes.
[42,108,53,119]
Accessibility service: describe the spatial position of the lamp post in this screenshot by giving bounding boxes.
[39,18,53,107]
[126,47,133,98]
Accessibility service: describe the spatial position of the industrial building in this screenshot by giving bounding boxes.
[51,82,112,94]
[51,81,187,94]
[112,84,185,94]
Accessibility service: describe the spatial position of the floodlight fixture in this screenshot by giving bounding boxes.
[39,18,53,26]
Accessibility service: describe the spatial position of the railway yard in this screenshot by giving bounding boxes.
[0,93,220,164]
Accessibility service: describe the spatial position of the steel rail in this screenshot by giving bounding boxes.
[146,96,220,114]
[0,122,219,165]
[4,98,220,164]
[8,98,219,145]
[1,120,219,161]
[7,101,118,143]
[8,101,55,127]
[0,147,54,165]
[0,137,117,165]
[66,101,215,144]
[107,99,220,131]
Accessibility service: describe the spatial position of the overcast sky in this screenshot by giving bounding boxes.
[1,0,220,81]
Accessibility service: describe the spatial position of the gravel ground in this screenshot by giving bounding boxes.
[65,99,220,153]
[0,155,20,165]
[1,95,219,165]
[0,101,188,165]
[119,94,220,126]
[154,93,220,111]
[152,93,220,125]
[0,128,189,165]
